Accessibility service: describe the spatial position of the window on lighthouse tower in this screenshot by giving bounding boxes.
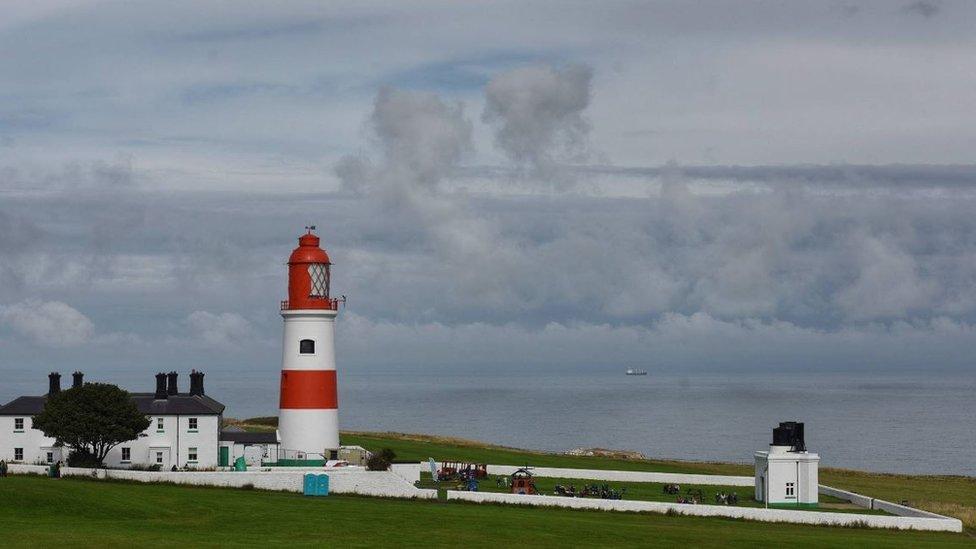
[300,339,315,354]
[308,263,330,297]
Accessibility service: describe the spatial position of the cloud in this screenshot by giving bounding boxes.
[185,311,257,348]
[339,311,976,371]
[483,65,593,174]
[903,1,940,18]
[835,234,937,320]
[0,300,95,347]
[339,86,472,196]
[335,87,490,261]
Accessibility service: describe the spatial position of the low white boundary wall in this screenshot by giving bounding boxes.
[447,491,962,532]
[819,485,949,519]
[7,463,435,500]
[483,464,753,487]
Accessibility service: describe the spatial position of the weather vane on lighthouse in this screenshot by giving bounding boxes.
[277,226,341,463]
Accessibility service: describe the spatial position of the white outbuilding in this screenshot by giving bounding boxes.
[755,421,819,508]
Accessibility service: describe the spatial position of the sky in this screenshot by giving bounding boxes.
[2,0,976,400]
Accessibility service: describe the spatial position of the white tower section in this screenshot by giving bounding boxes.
[278,309,339,457]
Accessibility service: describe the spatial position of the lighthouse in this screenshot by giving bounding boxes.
[278,227,340,461]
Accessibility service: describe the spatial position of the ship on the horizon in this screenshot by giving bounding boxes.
[625,368,647,376]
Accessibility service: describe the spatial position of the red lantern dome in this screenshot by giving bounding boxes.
[283,228,337,310]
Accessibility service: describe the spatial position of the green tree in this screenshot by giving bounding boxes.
[33,383,150,466]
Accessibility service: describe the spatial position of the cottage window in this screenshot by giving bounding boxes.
[785,482,795,497]
[14,418,24,431]
[300,339,315,354]
[157,417,164,432]
[188,418,198,431]
[46,452,53,464]
[121,447,131,463]
[188,447,198,463]
[14,448,23,461]
[156,452,164,464]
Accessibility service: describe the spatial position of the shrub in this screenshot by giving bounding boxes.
[366,448,397,471]
[127,463,162,472]
[67,449,101,468]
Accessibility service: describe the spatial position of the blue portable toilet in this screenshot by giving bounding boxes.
[303,474,317,496]
[304,473,330,496]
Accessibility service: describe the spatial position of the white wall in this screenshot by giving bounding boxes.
[755,451,818,505]
[0,416,57,464]
[479,464,753,487]
[1,413,221,469]
[102,415,220,469]
[446,491,963,533]
[819,485,950,519]
[6,464,435,500]
[219,442,278,467]
[391,463,422,484]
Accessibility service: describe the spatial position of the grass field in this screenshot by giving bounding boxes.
[4,475,971,547]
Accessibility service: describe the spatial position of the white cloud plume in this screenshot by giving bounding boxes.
[483,65,593,173]
[0,299,95,347]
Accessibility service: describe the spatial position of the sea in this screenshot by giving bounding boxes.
[4,367,974,476]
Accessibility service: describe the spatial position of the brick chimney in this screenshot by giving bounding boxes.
[48,372,61,395]
[72,371,84,389]
[167,371,178,396]
[189,370,205,396]
[154,372,168,400]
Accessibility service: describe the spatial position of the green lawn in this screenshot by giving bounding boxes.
[2,475,969,547]
[340,431,750,474]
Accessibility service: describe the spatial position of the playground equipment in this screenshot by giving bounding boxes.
[510,468,538,495]
[437,461,488,481]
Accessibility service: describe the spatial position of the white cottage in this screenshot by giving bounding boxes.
[0,371,224,469]
[755,421,819,508]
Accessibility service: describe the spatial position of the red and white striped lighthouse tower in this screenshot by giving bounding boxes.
[278,227,341,460]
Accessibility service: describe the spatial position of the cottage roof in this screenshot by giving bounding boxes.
[219,431,278,444]
[0,393,225,416]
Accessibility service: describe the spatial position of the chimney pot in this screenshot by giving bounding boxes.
[167,371,178,396]
[189,371,205,396]
[72,371,84,389]
[48,372,61,395]
[154,373,168,400]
